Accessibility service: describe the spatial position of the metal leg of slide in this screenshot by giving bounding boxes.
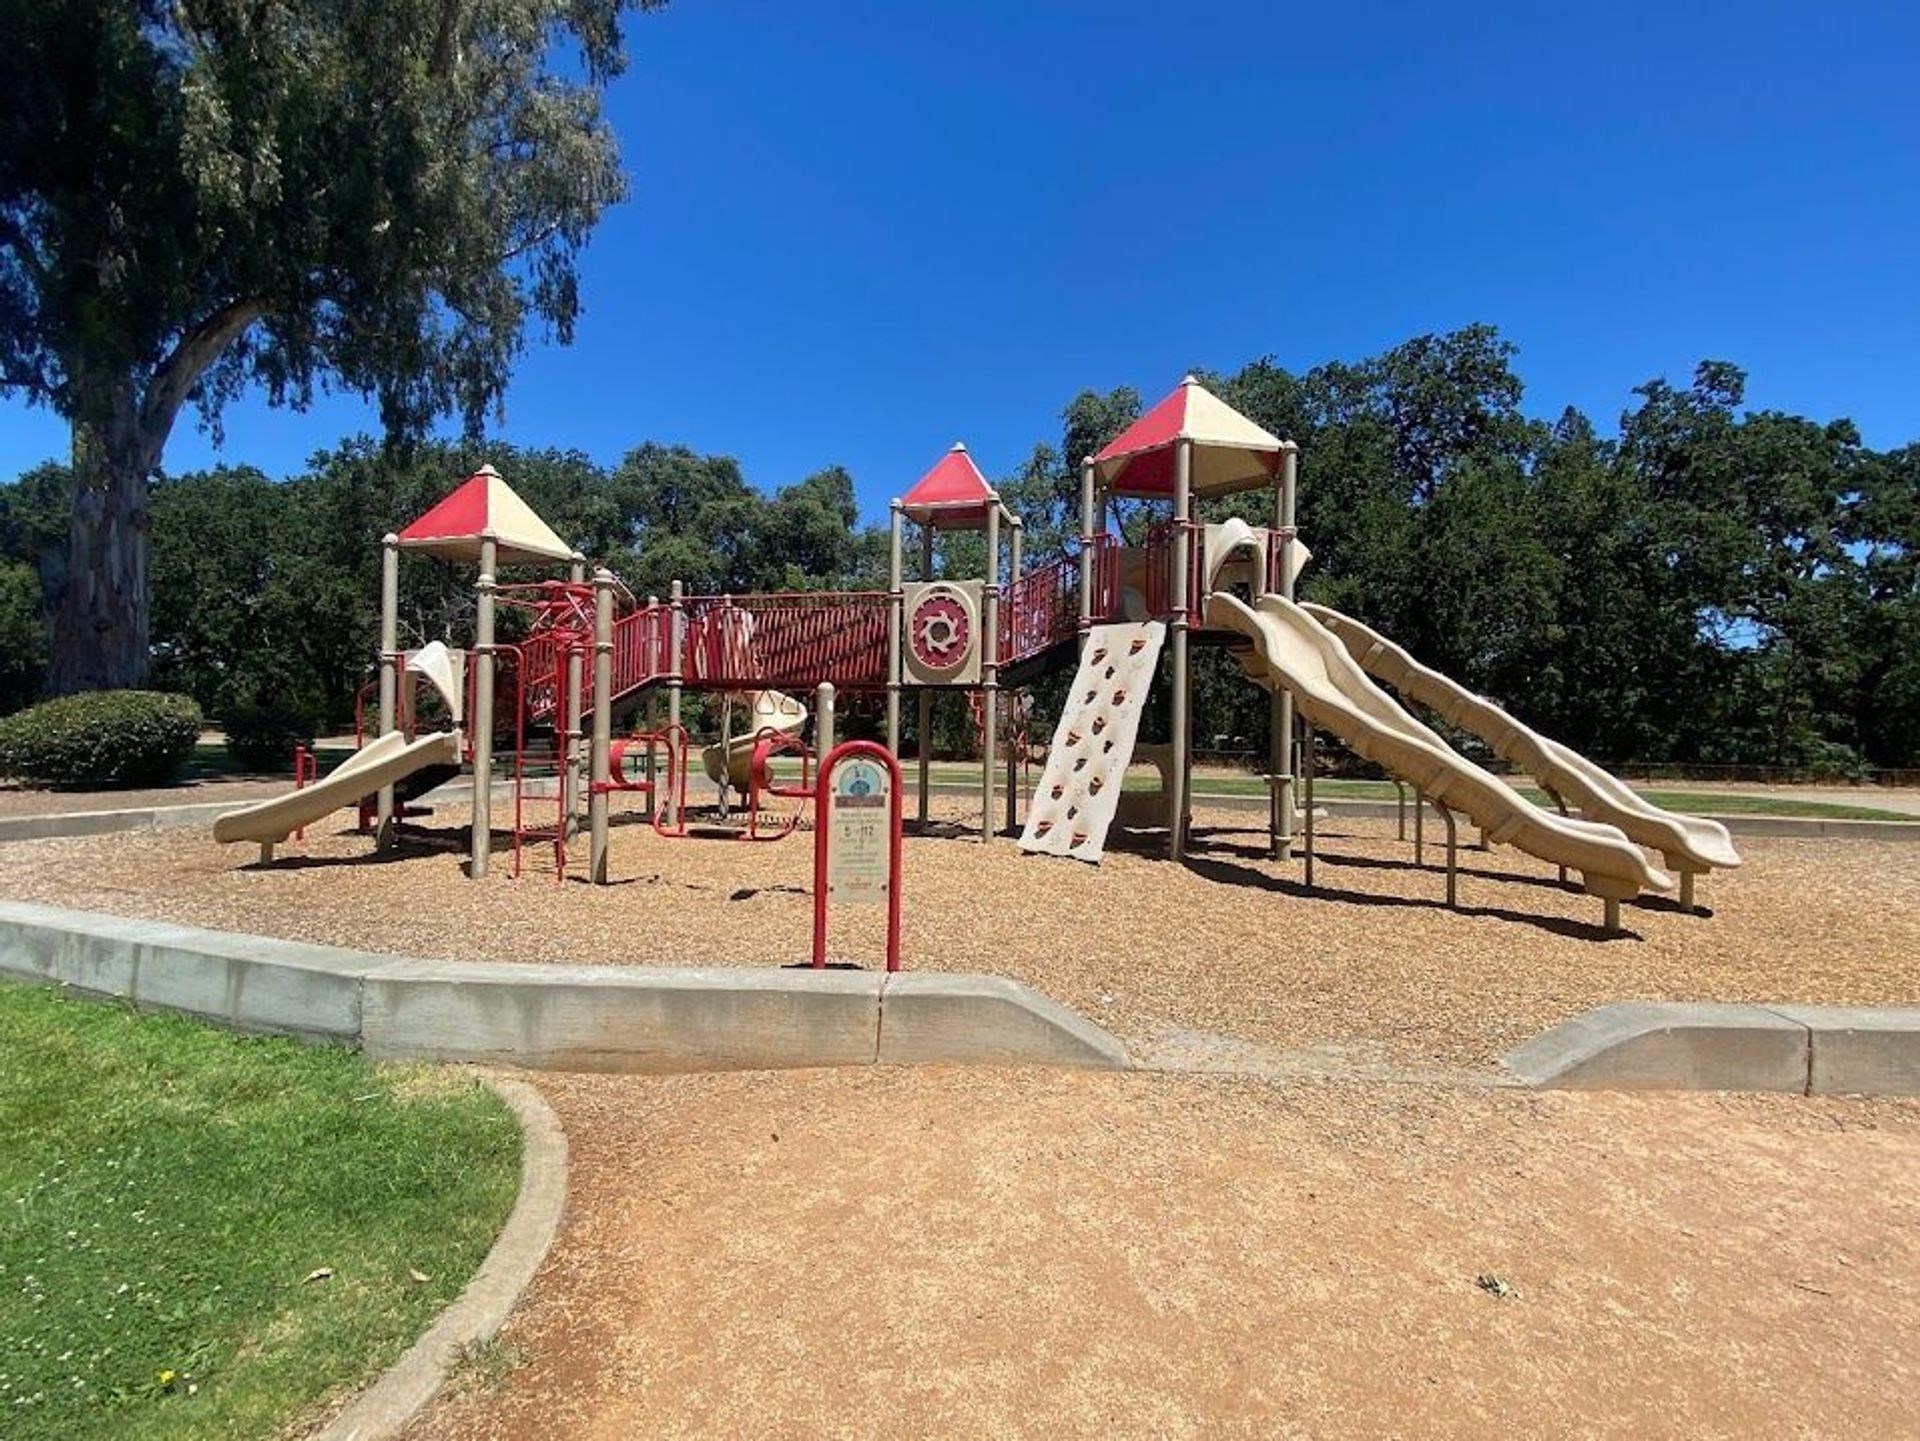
[1394,780,1408,841]
[1302,725,1317,890]
[1603,898,1621,935]
[1414,788,1425,866]
[1543,784,1571,888]
[1430,798,1458,908]
[1680,871,1696,913]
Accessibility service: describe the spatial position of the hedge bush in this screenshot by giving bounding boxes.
[223,698,319,772]
[0,690,203,788]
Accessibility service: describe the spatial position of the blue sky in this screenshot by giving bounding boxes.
[3,1,1915,521]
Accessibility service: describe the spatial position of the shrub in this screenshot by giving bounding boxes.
[0,690,202,788]
[223,698,320,772]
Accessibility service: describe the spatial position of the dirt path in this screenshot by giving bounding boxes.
[408,1069,1920,1440]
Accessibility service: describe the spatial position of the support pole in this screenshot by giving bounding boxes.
[1544,784,1571,887]
[666,580,684,830]
[376,534,400,846]
[644,594,659,806]
[1414,786,1425,865]
[1272,444,1299,860]
[1431,797,1459,908]
[1169,438,1193,860]
[1680,871,1697,912]
[815,682,836,755]
[1077,457,1096,654]
[982,502,1000,843]
[1302,721,1317,889]
[1005,515,1023,837]
[886,502,903,756]
[589,568,613,884]
[917,523,933,826]
[1604,897,1622,935]
[562,552,587,840]
[469,532,498,880]
[1394,780,1409,841]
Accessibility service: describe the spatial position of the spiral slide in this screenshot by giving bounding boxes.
[1300,604,1739,878]
[701,690,809,792]
[1206,592,1671,901]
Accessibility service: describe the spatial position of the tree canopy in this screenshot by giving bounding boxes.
[0,0,660,690]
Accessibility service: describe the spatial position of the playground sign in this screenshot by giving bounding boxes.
[812,741,903,971]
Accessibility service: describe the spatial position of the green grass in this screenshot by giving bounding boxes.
[0,985,520,1440]
[184,742,354,781]
[833,759,1914,821]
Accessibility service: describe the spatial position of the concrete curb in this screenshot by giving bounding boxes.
[0,901,1128,1074]
[314,1076,568,1441]
[1506,1002,1920,1095]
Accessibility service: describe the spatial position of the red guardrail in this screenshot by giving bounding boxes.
[682,591,891,690]
[1144,520,1201,622]
[998,535,1118,665]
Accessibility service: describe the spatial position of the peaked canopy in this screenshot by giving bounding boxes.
[1092,376,1289,497]
[900,442,1000,527]
[395,465,575,565]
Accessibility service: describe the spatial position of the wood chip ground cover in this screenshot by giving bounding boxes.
[0,797,1913,1070]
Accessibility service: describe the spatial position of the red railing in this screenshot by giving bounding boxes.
[998,535,1118,665]
[518,602,673,725]
[1144,520,1201,622]
[682,591,892,690]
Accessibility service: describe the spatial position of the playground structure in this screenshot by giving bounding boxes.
[211,377,1741,934]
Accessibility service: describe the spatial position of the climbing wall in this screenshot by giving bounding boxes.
[1018,620,1166,863]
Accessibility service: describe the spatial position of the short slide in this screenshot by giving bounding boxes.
[1300,604,1739,877]
[211,730,463,846]
[1206,592,1670,900]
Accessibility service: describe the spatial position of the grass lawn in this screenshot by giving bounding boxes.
[0,984,520,1440]
[855,761,1914,821]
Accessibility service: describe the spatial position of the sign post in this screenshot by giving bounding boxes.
[812,740,904,972]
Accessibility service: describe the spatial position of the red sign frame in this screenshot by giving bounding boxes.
[811,740,903,972]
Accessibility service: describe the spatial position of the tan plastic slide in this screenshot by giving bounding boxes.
[1301,604,1739,877]
[211,729,462,846]
[1207,592,1671,900]
[702,690,808,792]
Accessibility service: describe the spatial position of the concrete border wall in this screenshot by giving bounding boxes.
[0,901,1127,1074]
[1507,1001,1920,1095]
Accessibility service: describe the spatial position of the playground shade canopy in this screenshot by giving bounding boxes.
[900,442,999,527]
[1093,376,1288,497]
[396,464,575,564]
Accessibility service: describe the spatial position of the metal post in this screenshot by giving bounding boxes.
[376,534,400,846]
[666,580,684,829]
[589,568,613,884]
[1680,871,1697,912]
[982,501,1000,843]
[1169,438,1193,860]
[815,681,836,755]
[469,532,498,879]
[1604,897,1622,934]
[563,553,587,840]
[1395,780,1409,840]
[917,522,933,825]
[1273,444,1298,859]
[1302,723,1317,889]
[1431,798,1459,907]
[1544,784,1570,887]
[886,502,903,756]
[644,594,659,807]
[1005,514,1022,837]
[1414,785,1425,864]
[1077,457,1096,654]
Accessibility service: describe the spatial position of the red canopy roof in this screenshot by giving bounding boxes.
[1092,376,1288,497]
[395,465,575,565]
[901,442,998,526]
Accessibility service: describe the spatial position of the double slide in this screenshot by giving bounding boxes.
[211,729,462,847]
[1206,592,1675,900]
[1299,605,1738,879]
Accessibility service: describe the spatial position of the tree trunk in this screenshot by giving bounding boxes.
[48,411,152,693]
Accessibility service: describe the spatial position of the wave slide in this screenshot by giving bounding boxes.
[702,690,808,793]
[1206,592,1671,901]
[212,728,463,847]
[1300,604,1739,878]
